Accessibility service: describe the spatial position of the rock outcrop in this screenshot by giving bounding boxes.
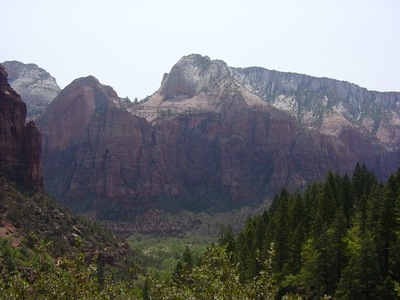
[0,64,43,192]
[36,54,400,220]
[2,61,60,120]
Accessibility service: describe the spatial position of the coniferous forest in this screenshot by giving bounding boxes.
[149,163,400,299]
[1,163,400,299]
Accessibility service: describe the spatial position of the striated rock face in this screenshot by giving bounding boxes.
[230,65,400,149]
[37,54,400,221]
[0,64,43,192]
[2,61,60,120]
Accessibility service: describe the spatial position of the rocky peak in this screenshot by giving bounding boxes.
[159,54,231,101]
[147,54,400,149]
[0,64,43,192]
[2,60,60,120]
[134,55,266,122]
[37,75,120,154]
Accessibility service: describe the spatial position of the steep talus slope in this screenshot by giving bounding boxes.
[36,54,400,229]
[0,64,43,192]
[2,60,60,120]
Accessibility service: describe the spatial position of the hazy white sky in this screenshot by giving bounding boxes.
[2,0,400,99]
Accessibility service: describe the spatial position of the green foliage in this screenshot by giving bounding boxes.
[0,176,142,292]
[126,234,211,282]
[219,163,400,299]
[146,244,278,299]
[0,249,141,299]
[2,164,400,298]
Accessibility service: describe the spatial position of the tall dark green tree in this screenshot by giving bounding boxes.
[218,224,236,255]
[377,175,399,278]
[352,163,377,204]
[339,173,355,228]
[172,245,194,287]
[312,182,336,237]
[288,192,306,273]
[236,218,257,282]
[271,189,290,273]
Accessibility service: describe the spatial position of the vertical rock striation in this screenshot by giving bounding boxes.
[0,64,43,192]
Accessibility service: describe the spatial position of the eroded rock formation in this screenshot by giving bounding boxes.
[2,61,60,120]
[0,64,43,192]
[36,54,400,220]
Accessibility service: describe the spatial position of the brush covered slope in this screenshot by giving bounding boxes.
[36,54,400,227]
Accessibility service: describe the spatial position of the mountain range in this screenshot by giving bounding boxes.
[3,54,400,231]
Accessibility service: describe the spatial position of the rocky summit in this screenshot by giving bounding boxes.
[36,54,400,222]
[0,64,43,192]
[2,61,60,120]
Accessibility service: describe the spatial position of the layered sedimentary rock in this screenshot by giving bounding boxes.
[0,64,43,192]
[37,54,400,219]
[2,61,60,120]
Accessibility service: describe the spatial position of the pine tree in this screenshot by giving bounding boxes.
[339,173,355,228]
[182,245,193,271]
[172,245,194,288]
[352,163,377,204]
[335,182,382,299]
[236,224,257,282]
[326,170,340,207]
[272,190,290,273]
[312,182,336,237]
[329,207,348,289]
[376,175,399,278]
[288,192,306,273]
[253,215,267,259]
[218,224,236,261]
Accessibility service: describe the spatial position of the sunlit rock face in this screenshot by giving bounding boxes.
[230,64,400,149]
[0,64,43,192]
[37,54,400,220]
[2,61,60,120]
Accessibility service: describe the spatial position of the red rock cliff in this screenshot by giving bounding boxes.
[35,55,400,220]
[36,74,395,220]
[0,64,43,192]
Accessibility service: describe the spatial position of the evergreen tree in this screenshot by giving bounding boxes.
[172,245,194,288]
[339,173,355,228]
[236,219,257,282]
[326,170,340,207]
[329,207,348,289]
[289,192,306,232]
[218,224,236,255]
[376,175,399,278]
[181,245,193,270]
[253,215,267,260]
[272,189,290,273]
[288,192,306,273]
[312,182,336,237]
[352,163,377,204]
[171,260,185,286]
